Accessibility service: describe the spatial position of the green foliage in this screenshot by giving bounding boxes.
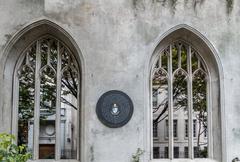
[131,148,144,162]
[199,146,208,158]
[226,0,234,14]
[0,133,31,162]
[153,44,207,125]
[232,157,240,162]
[150,0,234,14]
[170,0,178,13]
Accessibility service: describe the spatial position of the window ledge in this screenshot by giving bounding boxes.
[149,159,218,162]
[28,160,79,162]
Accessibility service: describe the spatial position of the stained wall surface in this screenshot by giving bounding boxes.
[0,0,239,162]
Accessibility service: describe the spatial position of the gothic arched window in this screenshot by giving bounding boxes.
[14,36,80,160]
[152,40,210,159]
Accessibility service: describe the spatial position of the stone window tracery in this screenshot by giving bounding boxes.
[14,36,80,161]
[152,40,209,159]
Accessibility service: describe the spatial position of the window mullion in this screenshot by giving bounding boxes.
[55,41,62,160]
[178,44,182,69]
[77,70,80,160]
[159,53,162,68]
[168,44,174,159]
[150,77,154,160]
[33,40,41,160]
[187,45,193,159]
[12,75,19,143]
[207,77,213,158]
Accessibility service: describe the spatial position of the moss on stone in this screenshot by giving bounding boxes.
[226,0,234,14]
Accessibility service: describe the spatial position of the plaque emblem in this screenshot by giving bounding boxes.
[111,103,120,116]
[96,90,134,128]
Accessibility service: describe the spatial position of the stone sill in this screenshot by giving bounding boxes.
[28,160,78,162]
[150,159,218,162]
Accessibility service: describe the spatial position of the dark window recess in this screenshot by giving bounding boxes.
[164,147,169,158]
[153,147,160,158]
[173,120,178,138]
[193,119,197,138]
[184,147,189,158]
[153,123,158,137]
[174,147,179,158]
[194,147,199,158]
[185,119,188,138]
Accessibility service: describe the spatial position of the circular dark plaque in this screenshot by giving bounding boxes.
[96,90,134,128]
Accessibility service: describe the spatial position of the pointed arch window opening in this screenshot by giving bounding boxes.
[14,36,80,161]
[152,40,211,159]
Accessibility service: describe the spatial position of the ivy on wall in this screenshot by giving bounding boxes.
[184,0,205,10]
[172,0,234,14]
[133,0,235,14]
[226,0,234,14]
[170,0,178,12]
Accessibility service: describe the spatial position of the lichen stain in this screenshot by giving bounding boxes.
[4,34,12,42]
[1,34,13,51]
[90,145,95,162]
[133,0,208,16]
[217,31,234,57]
[226,0,234,15]
[136,20,160,45]
[45,2,96,27]
[20,0,43,6]
[19,0,44,15]
[2,22,26,50]
[232,128,240,138]
[14,24,25,32]
[132,0,145,11]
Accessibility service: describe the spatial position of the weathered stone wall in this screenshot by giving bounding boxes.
[0,0,240,162]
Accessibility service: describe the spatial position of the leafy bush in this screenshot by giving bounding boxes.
[132,148,144,162]
[0,133,31,162]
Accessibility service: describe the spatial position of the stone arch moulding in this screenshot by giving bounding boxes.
[144,24,226,162]
[1,18,86,162]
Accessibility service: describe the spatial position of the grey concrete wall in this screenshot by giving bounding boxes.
[0,0,240,162]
